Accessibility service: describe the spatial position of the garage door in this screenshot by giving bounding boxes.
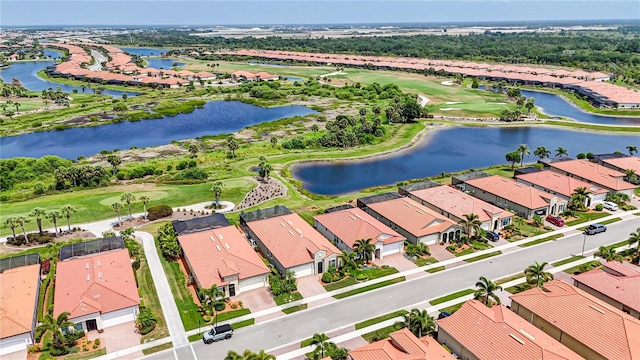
[239,275,267,293]
[0,337,28,356]
[382,241,403,256]
[418,234,439,245]
[101,307,137,328]
[290,263,314,278]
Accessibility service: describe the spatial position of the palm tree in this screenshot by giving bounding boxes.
[338,249,357,270]
[555,147,569,157]
[106,154,121,175]
[524,261,554,287]
[593,246,623,263]
[262,163,273,181]
[14,102,20,114]
[4,217,18,240]
[47,241,65,261]
[140,196,150,219]
[210,181,223,209]
[46,211,61,236]
[628,228,640,264]
[199,285,224,316]
[353,238,375,264]
[29,208,47,235]
[310,333,329,359]
[533,146,551,160]
[15,216,29,244]
[516,144,530,167]
[626,145,638,156]
[227,136,239,158]
[395,308,436,338]
[120,192,136,218]
[569,187,589,211]
[188,143,199,158]
[474,276,502,307]
[459,213,482,238]
[36,312,74,348]
[224,350,275,360]
[624,169,637,184]
[111,202,123,226]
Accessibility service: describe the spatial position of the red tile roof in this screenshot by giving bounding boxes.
[409,186,513,223]
[0,264,40,339]
[54,249,139,320]
[549,160,636,191]
[510,280,640,360]
[437,300,582,360]
[313,208,405,249]
[246,213,340,268]
[516,170,608,198]
[464,175,555,210]
[178,225,270,289]
[601,156,640,174]
[349,328,454,360]
[572,261,640,314]
[366,198,460,237]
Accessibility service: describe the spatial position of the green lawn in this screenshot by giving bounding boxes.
[361,324,398,343]
[464,251,502,263]
[282,304,307,314]
[454,247,476,257]
[138,254,168,343]
[274,291,303,306]
[0,179,255,236]
[520,234,563,247]
[355,310,408,330]
[438,302,465,314]
[413,257,439,267]
[161,256,201,331]
[564,211,609,227]
[333,277,405,299]
[425,266,446,273]
[301,333,329,348]
[562,260,601,275]
[141,343,173,356]
[495,272,525,285]
[64,348,107,360]
[323,267,399,291]
[231,318,255,329]
[504,283,534,294]
[429,289,474,305]
[214,308,251,323]
[551,256,584,267]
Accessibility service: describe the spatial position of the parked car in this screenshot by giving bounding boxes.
[546,215,565,227]
[203,324,233,344]
[584,224,607,235]
[485,231,500,242]
[602,201,619,211]
[438,311,451,320]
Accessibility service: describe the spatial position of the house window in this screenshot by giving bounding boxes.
[75,323,83,331]
[501,218,511,226]
[330,259,336,268]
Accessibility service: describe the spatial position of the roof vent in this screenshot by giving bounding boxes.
[509,334,525,345]
[86,274,90,282]
[85,263,89,270]
[280,222,286,227]
[218,234,223,240]
[288,230,294,236]
[287,220,294,225]
[296,228,302,234]
[98,272,103,279]
[519,329,535,341]
[354,213,362,219]
[216,245,221,251]
[225,243,230,249]
[349,215,356,220]
[97,260,101,267]
[210,236,216,242]
[589,305,605,314]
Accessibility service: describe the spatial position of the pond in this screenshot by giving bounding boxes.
[43,49,62,60]
[0,61,139,98]
[292,126,640,195]
[120,47,170,57]
[0,101,316,159]
[144,58,186,69]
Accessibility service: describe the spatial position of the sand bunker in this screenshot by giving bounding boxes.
[418,95,430,107]
[441,81,454,86]
[445,101,462,105]
[439,108,461,111]
[487,102,507,105]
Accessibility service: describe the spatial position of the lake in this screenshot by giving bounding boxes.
[144,59,186,69]
[0,62,139,98]
[0,101,316,159]
[43,49,62,60]
[120,47,170,57]
[292,126,640,195]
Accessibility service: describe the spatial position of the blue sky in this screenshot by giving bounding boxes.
[2,1,639,26]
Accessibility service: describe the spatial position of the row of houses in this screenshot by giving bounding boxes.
[348,261,640,360]
[231,70,279,82]
[217,49,640,108]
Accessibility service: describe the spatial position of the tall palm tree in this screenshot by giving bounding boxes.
[628,228,640,264]
[262,163,273,180]
[120,192,136,218]
[353,238,375,264]
[227,136,239,158]
[593,246,623,263]
[60,206,76,232]
[516,144,530,167]
[111,202,123,226]
[524,261,554,287]
[224,350,275,360]
[533,146,551,160]
[310,333,329,359]
[555,147,569,157]
[338,249,357,270]
[106,154,121,175]
[140,196,150,219]
[569,187,589,211]
[36,312,74,348]
[459,213,482,238]
[30,208,47,235]
[14,102,20,114]
[46,211,61,236]
[4,217,18,239]
[624,169,637,184]
[199,285,224,316]
[210,181,223,209]
[474,276,502,307]
[15,216,29,245]
[395,308,436,338]
[626,145,638,156]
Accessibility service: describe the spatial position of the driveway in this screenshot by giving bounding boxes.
[296,275,327,298]
[233,287,276,312]
[375,253,417,272]
[1,349,26,360]
[89,321,141,357]
[428,244,456,261]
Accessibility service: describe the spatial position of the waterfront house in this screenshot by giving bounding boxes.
[546,159,636,196]
[593,154,640,185]
[515,170,609,207]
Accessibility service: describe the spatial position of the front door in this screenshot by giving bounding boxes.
[86,319,98,332]
[229,284,236,297]
[317,261,323,274]
[375,249,381,259]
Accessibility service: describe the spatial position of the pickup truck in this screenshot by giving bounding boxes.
[203,324,233,344]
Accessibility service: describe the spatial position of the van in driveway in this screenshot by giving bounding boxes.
[602,201,619,211]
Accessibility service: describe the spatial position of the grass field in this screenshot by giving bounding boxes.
[1,98,47,112]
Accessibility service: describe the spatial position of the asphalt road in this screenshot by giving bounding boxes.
[145,218,639,360]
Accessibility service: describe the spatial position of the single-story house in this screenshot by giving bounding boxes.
[572,261,640,319]
[360,196,462,245]
[177,225,270,297]
[350,328,454,360]
[313,207,405,260]
[240,206,340,278]
[54,249,139,333]
[437,300,582,360]
[516,170,609,207]
[510,280,640,360]
[547,159,636,197]
[0,263,41,356]
[454,173,566,219]
[173,214,231,235]
[7,54,19,61]
[403,182,513,232]
[595,155,640,185]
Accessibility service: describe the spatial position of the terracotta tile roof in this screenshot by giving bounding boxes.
[232,70,257,78]
[464,175,555,210]
[178,225,270,289]
[516,170,608,198]
[349,328,454,360]
[572,261,640,313]
[437,300,582,360]
[255,71,278,80]
[549,160,636,191]
[601,156,640,174]
[510,280,640,360]
[408,186,513,223]
[54,249,139,320]
[313,208,405,249]
[366,198,460,238]
[246,213,340,268]
[0,264,40,339]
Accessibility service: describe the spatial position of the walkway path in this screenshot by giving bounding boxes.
[88,50,107,71]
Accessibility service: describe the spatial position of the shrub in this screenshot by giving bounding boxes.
[174,168,208,180]
[132,258,141,270]
[41,260,51,275]
[446,245,457,252]
[356,273,369,281]
[49,346,70,356]
[231,303,238,309]
[65,330,85,345]
[93,339,100,349]
[622,205,637,211]
[136,306,158,335]
[214,301,226,311]
[147,204,173,221]
[27,345,41,354]
[321,272,333,283]
[595,204,604,211]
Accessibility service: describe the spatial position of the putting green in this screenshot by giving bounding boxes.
[98,191,169,206]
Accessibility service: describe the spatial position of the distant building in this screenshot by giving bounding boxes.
[349,328,454,360]
[515,170,609,207]
[593,155,640,185]
[546,159,636,196]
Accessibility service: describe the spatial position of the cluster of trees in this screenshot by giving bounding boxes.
[224,350,275,360]
[0,156,73,192]
[156,223,181,259]
[505,144,639,170]
[308,333,349,360]
[4,205,78,244]
[268,270,297,296]
[41,87,69,107]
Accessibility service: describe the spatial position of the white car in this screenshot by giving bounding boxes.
[602,201,618,211]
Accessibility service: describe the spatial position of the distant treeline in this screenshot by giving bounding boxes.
[106,28,640,82]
